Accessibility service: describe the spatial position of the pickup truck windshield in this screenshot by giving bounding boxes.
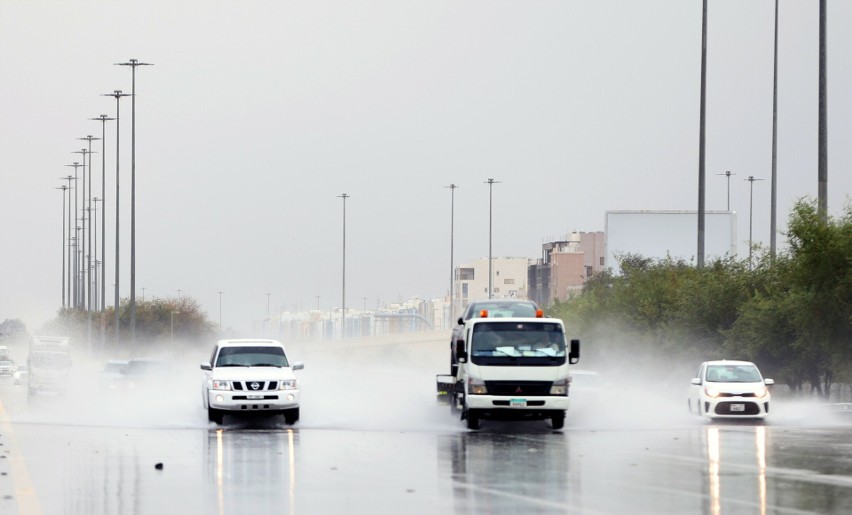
[216,346,289,368]
[471,322,566,366]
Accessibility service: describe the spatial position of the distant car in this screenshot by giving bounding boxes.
[0,360,15,377]
[450,299,541,375]
[688,360,774,419]
[200,339,304,425]
[118,358,172,389]
[100,359,129,389]
[14,364,28,385]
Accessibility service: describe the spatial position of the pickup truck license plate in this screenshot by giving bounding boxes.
[510,398,527,407]
[730,403,745,412]
[247,394,263,400]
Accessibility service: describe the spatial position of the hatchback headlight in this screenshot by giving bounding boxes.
[279,379,297,390]
[212,380,232,391]
[755,385,768,398]
[468,377,487,395]
[704,386,720,398]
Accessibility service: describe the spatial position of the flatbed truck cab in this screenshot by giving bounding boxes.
[440,312,579,430]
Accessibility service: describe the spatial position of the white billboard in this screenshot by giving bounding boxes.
[605,210,737,270]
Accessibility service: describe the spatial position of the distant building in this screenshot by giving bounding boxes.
[529,231,605,307]
[453,257,533,318]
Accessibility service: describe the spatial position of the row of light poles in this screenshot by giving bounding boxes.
[441,179,501,324]
[53,58,151,351]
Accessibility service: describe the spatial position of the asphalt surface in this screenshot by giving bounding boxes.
[1,332,851,514]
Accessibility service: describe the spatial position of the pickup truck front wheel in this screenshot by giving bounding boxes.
[283,407,300,425]
[208,407,224,425]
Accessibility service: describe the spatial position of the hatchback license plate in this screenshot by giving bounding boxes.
[510,398,527,407]
[730,403,745,412]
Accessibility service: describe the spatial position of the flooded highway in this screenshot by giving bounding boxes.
[1,332,851,514]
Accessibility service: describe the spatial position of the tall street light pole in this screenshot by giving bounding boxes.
[717,171,735,211]
[55,185,69,309]
[746,176,765,270]
[104,90,131,346]
[817,0,827,221]
[65,162,82,307]
[485,178,501,299]
[770,0,780,259]
[90,115,114,313]
[445,184,458,324]
[338,193,349,339]
[72,148,92,311]
[116,58,153,345]
[79,138,100,309]
[60,175,74,308]
[697,0,708,269]
[170,311,180,351]
[218,291,223,332]
[92,198,101,313]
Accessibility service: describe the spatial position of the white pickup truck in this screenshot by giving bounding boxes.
[200,339,304,425]
[438,312,579,430]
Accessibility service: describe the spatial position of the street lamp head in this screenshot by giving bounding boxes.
[78,135,101,142]
[90,114,115,122]
[102,91,130,98]
[116,59,153,67]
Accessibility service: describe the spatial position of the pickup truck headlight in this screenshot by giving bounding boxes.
[550,378,568,395]
[468,377,487,395]
[279,379,297,390]
[212,380,232,391]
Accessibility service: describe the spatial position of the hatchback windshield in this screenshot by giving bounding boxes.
[216,346,288,367]
[705,364,762,383]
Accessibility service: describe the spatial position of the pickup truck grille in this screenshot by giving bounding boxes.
[485,381,552,396]
[232,381,278,391]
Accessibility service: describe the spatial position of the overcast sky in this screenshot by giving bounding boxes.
[1,0,850,333]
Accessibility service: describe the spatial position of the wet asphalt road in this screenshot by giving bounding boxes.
[1,332,851,514]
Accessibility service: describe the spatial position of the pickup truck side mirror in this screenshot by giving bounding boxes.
[200,362,212,371]
[458,349,467,363]
[457,317,464,326]
[568,339,580,364]
[292,362,305,371]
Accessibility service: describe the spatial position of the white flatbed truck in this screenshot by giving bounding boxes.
[437,311,580,430]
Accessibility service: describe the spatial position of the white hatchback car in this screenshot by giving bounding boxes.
[688,360,774,419]
[200,339,303,425]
